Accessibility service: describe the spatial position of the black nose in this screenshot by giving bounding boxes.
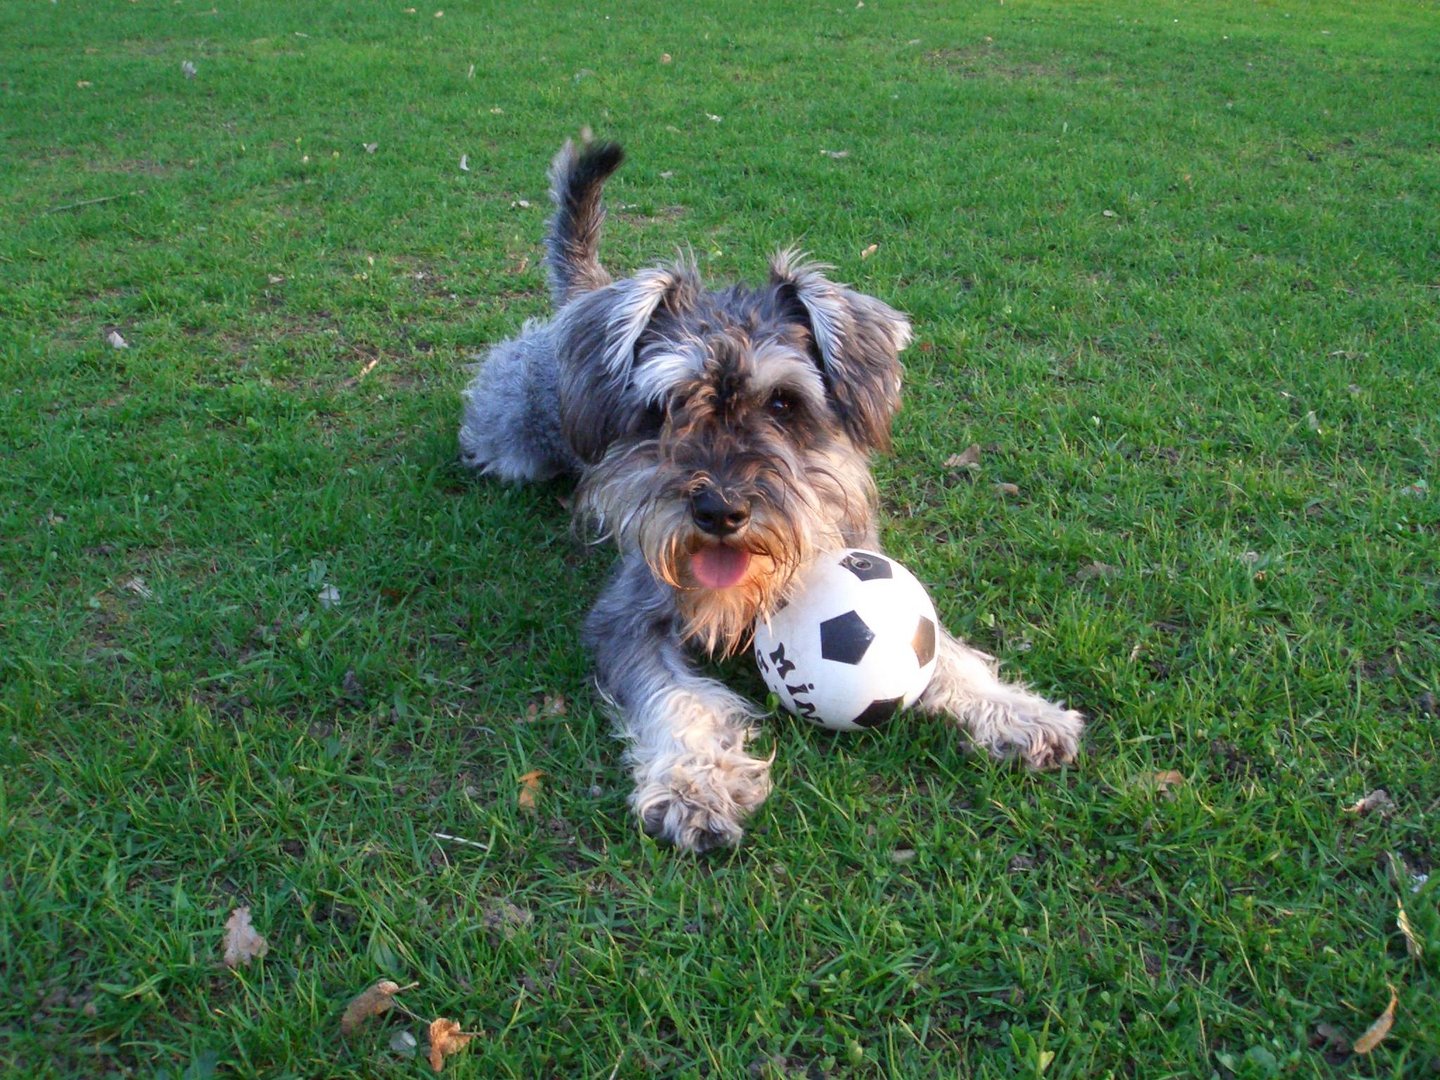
[690,488,752,537]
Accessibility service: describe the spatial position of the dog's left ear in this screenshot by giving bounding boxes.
[768,250,911,452]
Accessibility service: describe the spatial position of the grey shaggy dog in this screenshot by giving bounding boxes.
[460,136,1084,852]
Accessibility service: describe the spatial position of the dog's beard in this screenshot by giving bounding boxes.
[576,440,874,656]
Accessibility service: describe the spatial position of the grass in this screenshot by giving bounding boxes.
[2,0,1437,1076]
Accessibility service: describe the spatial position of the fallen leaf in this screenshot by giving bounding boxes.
[1351,986,1398,1054]
[945,444,982,470]
[994,482,1020,497]
[122,576,153,599]
[521,695,567,723]
[517,769,544,811]
[1153,770,1186,791]
[339,979,413,1035]
[428,1017,477,1071]
[221,906,268,968]
[1398,898,1423,960]
[1342,789,1395,816]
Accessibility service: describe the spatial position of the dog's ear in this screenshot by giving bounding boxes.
[558,263,700,462]
[768,250,911,452]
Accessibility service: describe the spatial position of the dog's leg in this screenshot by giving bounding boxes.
[918,628,1084,769]
[585,557,772,852]
[459,323,580,482]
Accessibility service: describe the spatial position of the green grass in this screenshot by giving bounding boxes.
[2,0,1437,1076]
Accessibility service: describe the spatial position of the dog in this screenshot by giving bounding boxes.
[459,136,1084,852]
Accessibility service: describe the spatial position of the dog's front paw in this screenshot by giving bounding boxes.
[994,703,1085,769]
[630,750,773,853]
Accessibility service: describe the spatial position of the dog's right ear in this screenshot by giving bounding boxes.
[558,263,700,462]
[769,250,911,453]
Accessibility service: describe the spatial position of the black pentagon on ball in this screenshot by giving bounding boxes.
[913,615,937,667]
[819,610,875,665]
[852,696,904,728]
[839,552,894,582]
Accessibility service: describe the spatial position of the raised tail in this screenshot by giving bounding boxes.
[546,136,625,305]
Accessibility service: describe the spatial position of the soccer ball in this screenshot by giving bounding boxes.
[753,549,939,732]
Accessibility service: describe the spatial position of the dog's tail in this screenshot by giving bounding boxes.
[546,135,625,305]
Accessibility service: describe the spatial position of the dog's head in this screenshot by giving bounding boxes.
[563,254,912,653]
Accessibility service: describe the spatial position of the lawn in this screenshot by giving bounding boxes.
[1,0,1437,1076]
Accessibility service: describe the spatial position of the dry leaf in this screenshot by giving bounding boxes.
[221,906,269,968]
[1398,898,1423,960]
[340,979,406,1036]
[1153,770,1186,791]
[521,695,567,723]
[994,482,1020,497]
[1342,789,1395,816]
[1351,985,1398,1054]
[517,769,544,811]
[428,1017,476,1071]
[945,444,982,470]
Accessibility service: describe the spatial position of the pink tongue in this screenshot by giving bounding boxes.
[690,546,752,589]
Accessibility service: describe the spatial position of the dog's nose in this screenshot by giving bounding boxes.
[690,488,752,537]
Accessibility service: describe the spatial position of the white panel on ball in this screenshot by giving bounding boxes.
[753,549,938,732]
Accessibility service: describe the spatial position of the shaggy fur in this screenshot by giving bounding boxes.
[460,136,1084,852]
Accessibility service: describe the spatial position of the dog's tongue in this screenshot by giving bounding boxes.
[690,545,752,590]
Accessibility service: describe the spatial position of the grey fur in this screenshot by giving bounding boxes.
[459,138,1084,852]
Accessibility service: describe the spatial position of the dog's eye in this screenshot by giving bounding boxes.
[638,401,666,434]
[767,390,797,418]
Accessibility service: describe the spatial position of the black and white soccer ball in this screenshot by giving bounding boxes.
[753,549,939,732]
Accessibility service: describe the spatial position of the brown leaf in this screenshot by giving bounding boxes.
[517,769,544,811]
[945,444,982,470]
[1351,985,1398,1054]
[1152,770,1186,792]
[339,979,405,1036]
[1342,789,1395,816]
[994,482,1020,497]
[221,906,268,968]
[428,1017,477,1071]
[521,695,568,723]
